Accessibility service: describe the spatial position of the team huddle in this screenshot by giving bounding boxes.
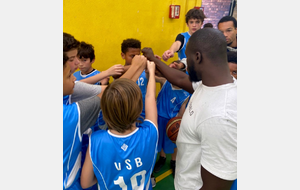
[63,8,237,190]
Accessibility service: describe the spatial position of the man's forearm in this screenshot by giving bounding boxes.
[150,57,189,88]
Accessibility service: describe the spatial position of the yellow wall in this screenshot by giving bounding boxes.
[63,0,201,93]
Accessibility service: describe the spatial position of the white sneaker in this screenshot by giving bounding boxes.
[151,176,156,188]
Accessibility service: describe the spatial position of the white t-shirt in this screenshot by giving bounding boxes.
[174,78,237,190]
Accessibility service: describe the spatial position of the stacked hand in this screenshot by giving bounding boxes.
[132,55,147,69]
[107,64,125,76]
[147,60,155,74]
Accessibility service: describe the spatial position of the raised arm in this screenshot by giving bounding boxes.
[120,55,147,82]
[162,41,182,61]
[142,47,194,94]
[145,61,157,127]
[79,64,124,84]
[112,65,130,80]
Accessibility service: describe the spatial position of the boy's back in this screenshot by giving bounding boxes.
[90,119,158,190]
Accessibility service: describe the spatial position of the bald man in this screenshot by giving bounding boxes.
[142,28,237,190]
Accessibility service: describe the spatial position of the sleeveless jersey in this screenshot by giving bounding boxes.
[156,81,190,119]
[177,32,191,60]
[136,70,148,119]
[63,102,82,190]
[63,95,71,105]
[90,120,158,190]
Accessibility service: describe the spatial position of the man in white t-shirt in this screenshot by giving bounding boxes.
[142,28,237,190]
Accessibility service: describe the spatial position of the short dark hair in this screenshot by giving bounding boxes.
[78,41,95,61]
[63,32,80,52]
[227,51,237,64]
[185,8,206,24]
[218,16,237,28]
[203,23,213,28]
[63,52,69,66]
[121,38,141,53]
[187,28,227,64]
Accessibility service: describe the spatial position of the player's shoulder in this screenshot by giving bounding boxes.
[90,129,108,141]
[73,71,81,77]
[139,119,156,128]
[139,119,158,134]
[63,102,78,116]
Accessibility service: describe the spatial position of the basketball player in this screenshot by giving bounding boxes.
[142,28,237,190]
[80,60,158,190]
[162,8,206,61]
[113,38,148,121]
[63,34,148,189]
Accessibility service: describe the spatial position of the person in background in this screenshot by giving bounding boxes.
[162,8,206,61]
[218,16,237,52]
[203,23,213,28]
[227,51,237,79]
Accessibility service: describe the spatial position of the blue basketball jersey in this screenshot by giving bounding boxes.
[63,102,83,190]
[63,95,71,105]
[73,69,101,85]
[136,70,148,119]
[90,120,158,190]
[177,32,191,60]
[156,81,190,119]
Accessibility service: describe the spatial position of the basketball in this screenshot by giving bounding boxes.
[166,117,181,143]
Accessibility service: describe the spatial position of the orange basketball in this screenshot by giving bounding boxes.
[166,117,181,143]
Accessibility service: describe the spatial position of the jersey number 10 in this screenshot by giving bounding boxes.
[114,170,146,190]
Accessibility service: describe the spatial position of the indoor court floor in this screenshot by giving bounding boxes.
[152,153,175,190]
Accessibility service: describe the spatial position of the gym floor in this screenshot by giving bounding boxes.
[152,153,175,190]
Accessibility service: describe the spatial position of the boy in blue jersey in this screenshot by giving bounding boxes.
[63,32,105,105]
[63,32,148,190]
[73,41,124,190]
[153,59,191,177]
[63,52,103,190]
[114,38,148,120]
[73,41,109,85]
[162,8,206,61]
[80,60,158,190]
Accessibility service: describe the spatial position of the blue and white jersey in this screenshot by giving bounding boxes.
[63,102,82,190]
[177,32,191,60]
[156,81,190,119]
[90,120,158,190]
[73,69,101,85]
[136,70,148,120]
